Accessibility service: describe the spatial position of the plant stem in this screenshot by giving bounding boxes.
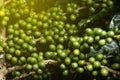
[7,65,26,73]
[9,59,57,80]
[113,35,120,40]
[101,65,120,76]
[0,27,6,41]
[13,71,35,80]
[44,59,57,65]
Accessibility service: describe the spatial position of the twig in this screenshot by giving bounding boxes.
[78,6,87,11]
[4,0,11,6]
[107,55,114,58]
[13,71,35,80]
[113,35,120,40]
[0,56,7,80]
[101,65,120,76]
[7,65,26,73]
[85,62,120,76]
[44,59,57,65]
[0,27,6,41]
[35,37,42,42]
[63,6,87,15]
[6,59,57,80]
[6,59,57,74]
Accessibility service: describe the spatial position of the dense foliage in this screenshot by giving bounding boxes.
[0,0,120,80]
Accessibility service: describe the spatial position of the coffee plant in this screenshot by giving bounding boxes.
[0,0,120,80]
